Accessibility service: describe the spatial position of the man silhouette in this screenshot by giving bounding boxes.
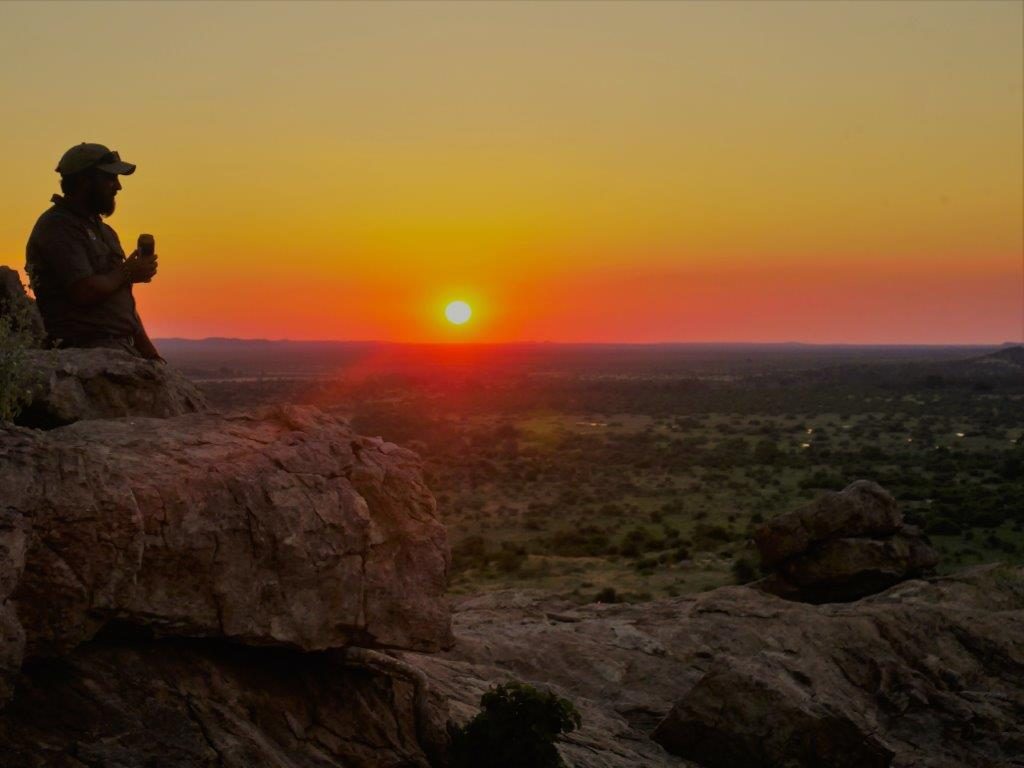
[25,143,162,360]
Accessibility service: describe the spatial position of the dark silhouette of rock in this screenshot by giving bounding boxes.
[752,481,939,603]
[0,637,443,767]
[17,348,207,428]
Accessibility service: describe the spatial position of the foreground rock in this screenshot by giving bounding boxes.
[0,512,27,704]
[0,635,444,767]
[752,480,939,602]
[1,405,452,662]
[16,347,207,427]
[1,400,452,766]
[402,564,1024,768]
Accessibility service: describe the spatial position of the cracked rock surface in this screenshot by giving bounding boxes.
[402,564,1024,768]
[18,348,208,428]
[0,402,452,766]
[1,404,451,661]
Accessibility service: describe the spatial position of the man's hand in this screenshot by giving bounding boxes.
[123,249,158,283]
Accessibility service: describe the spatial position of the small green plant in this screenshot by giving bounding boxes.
[0,286,43,423]
[450,681,582,768]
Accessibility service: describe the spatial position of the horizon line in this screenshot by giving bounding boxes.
[153,337,1020,348]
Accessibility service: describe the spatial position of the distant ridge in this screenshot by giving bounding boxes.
[978,345,1024,367]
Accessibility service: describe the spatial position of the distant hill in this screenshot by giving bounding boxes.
[977,345,1024,368]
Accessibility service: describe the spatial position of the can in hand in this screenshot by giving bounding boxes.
[138,234,155,257]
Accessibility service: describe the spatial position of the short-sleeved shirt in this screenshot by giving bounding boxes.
[25,195,141,344]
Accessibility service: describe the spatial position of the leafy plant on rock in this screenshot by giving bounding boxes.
[450,681,582,768]
[0,285,43,423]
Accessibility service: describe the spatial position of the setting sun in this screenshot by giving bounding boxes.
[445,300,472,325]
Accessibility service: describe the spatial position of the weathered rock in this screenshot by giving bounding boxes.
[402,565,1024,768]
[0,512,28,705]
[754,480,902,568]
[0,266,44,342]
[652,664,894,768]
[0,635,443,767]
[16,348,207,428]
[775,526,941,603]
[752,482,940,603]
[1,405,452,657]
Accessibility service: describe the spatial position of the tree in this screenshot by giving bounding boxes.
[450,682,582,768]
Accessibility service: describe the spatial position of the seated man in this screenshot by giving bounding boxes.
[25,142,162,361]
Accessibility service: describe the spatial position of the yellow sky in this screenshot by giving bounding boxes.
[1,1,1021,342]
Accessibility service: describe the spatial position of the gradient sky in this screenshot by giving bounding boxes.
[1,1,1021,343]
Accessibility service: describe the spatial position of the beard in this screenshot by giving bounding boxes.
[86,184,116,217]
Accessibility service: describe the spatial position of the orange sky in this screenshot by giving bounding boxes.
[1,1,1021,344]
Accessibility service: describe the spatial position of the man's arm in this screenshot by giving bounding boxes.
[68,250,157,307]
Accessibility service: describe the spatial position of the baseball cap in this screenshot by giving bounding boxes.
[56,143,136,176]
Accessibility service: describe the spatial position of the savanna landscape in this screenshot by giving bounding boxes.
[183,341,1024,602]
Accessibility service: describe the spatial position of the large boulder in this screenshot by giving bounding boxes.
[752,481,939,603]
[17,348,207,428]
[754,480,902,568]
[1,405,452,659]
[652,664,894,768]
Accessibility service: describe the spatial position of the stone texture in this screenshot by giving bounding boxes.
[652,665,894,768]
[752,481,940,603]
[0,636,442,767]
[0,512,28,705]
[776,526,941,602]
[1,405,452,657]
[17,348,207,428]
[401,565,1024,768]
[754,480,902,568]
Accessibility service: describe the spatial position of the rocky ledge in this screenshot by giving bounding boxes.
[0,341,1018,767]
[1,397,452,766]
[404,564,1024,768]
[17,348,208,428]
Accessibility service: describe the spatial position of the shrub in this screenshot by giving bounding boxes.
[449,682,581,768]
[731,556,759,584]
[0,289,44,423]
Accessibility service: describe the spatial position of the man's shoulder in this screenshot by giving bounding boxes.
[30,203,85,242]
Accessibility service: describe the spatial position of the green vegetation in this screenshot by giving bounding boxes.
[450,682,581,768]
[0,296,43,422]
[196,346,1024,602]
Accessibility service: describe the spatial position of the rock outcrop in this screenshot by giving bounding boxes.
[752,480,939,602]
[17,348,207,427]
[0,638,446,768]
[1,405,451,659]
[404,564,1024,768]
[0,394,453,766]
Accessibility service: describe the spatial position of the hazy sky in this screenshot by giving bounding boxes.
[1,1,1021,343]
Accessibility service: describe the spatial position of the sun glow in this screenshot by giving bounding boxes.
[445,300,472,325]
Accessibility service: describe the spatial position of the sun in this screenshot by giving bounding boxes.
[445,300,472,325]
